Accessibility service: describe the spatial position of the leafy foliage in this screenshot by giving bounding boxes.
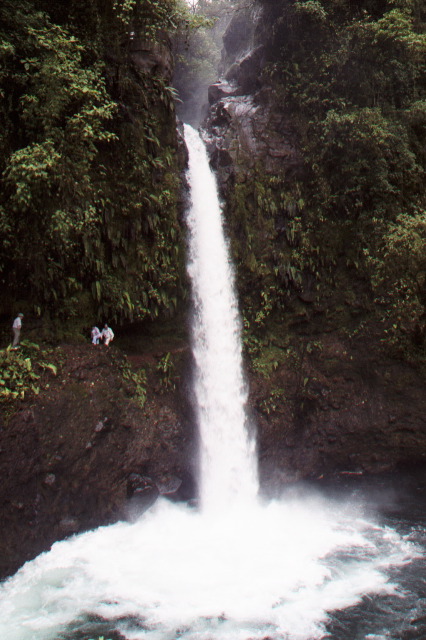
[0,341,58,403]
[156,351,177,389]
[0,0,189,331]
[238,0,426,354]
[120,359,147,407]
[366,208,426,350]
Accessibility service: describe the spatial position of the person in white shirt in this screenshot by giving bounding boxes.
[12,313,24,347]
[101,324,114,346]
[91,326,102,344]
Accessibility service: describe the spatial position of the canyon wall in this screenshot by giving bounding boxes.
[202,0,426,488]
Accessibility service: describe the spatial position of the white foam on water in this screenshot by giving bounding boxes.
[0,496,417,640]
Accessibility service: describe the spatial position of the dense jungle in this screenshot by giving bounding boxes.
[0,0,425,578]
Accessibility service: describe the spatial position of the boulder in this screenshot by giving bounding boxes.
[208,81,239,105]
[126,473,160,521]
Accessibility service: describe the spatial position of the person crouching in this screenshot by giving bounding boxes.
[101,324,114,346]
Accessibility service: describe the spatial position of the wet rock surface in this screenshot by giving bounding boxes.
[203,2,302,193]
[125,473,160,521]
[251,332,426,494]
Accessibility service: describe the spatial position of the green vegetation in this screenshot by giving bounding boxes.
[120,359,147,407]
[0,341,58,404]
[259,387,286,416]
[231,174,308,325]
[0,0,192,333]
[157,351,177,389]
[231,0,426,357]
[1,0,425,362]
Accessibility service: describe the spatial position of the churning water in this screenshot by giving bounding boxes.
[0,126,425,640]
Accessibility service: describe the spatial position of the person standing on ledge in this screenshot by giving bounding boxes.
[12,313,24,348]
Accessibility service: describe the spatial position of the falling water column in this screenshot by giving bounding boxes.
[183,124,258,514]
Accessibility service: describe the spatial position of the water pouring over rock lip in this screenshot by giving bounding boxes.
[0,125,422,640]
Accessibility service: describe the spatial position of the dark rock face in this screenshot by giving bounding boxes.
[129,36,173,81]
[206,91,301,175]
[251,334,426,493]
[203,2,302,199]
[225,45,265,95]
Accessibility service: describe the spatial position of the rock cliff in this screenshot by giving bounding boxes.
[204,3,302,187]
[201,0,426,490]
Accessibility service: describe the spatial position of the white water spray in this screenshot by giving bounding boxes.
[0,126,421,640]
[184,124,258,512]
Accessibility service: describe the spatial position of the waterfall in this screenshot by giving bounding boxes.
[184,124,258,512]
[0,126,423,640]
